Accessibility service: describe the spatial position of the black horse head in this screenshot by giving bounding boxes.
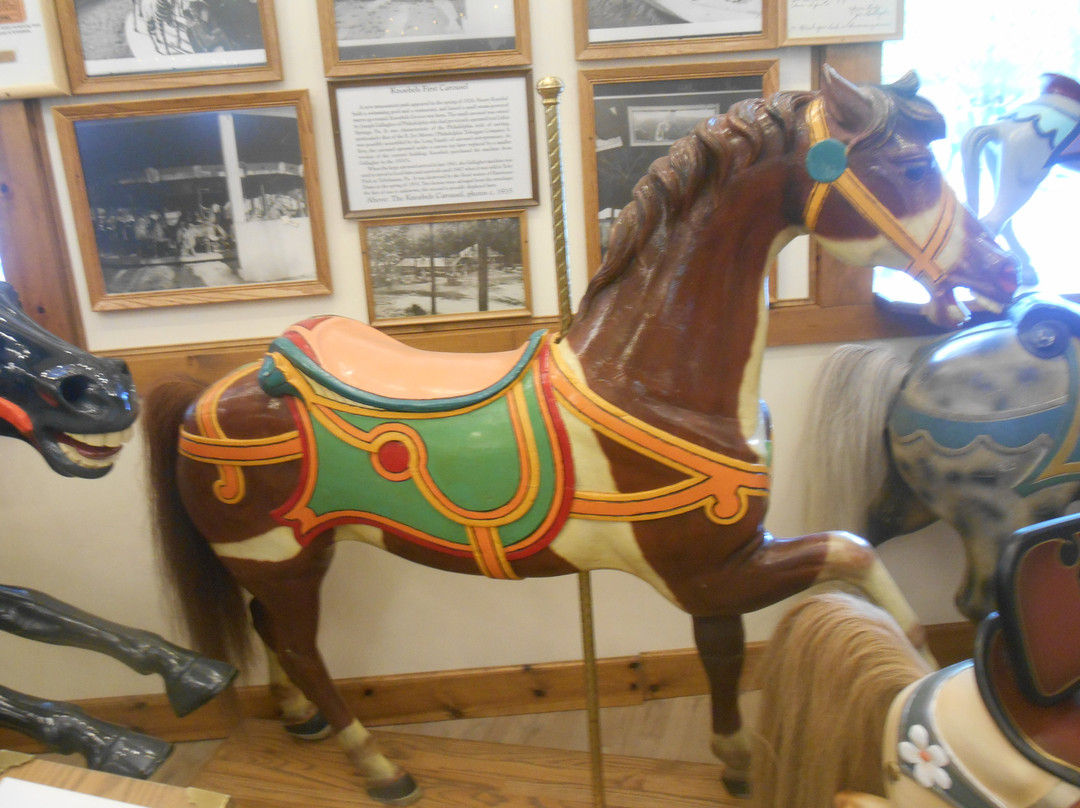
[0,283,137,478]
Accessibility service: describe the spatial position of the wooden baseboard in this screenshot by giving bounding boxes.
[0,621,973,753]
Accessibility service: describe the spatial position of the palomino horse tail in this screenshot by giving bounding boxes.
[960,122,999,217]
[752,593,932,808]
[800,344,910,538]
[144,378,252,666]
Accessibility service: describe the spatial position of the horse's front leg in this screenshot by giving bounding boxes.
[0,584,236,717]
[0,684,172,778]
[692,613,750,798]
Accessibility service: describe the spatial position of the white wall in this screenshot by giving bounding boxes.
[0,1,965,702]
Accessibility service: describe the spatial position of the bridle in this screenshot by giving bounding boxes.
[802,97,959,287]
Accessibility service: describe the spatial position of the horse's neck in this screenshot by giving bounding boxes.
[568,188,795,455]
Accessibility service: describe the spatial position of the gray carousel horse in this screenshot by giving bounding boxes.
[961,73,1080,285]
[0,282,235,778]
[803,293,1080,624]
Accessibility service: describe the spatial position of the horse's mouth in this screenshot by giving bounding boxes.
[54,427,135,471]
[925,286,1010,328]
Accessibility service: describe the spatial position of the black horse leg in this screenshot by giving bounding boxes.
[0,684,172,778]
[693,613,750,797]
[0,585,236,716]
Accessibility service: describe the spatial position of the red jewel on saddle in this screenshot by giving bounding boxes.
[376,440,411,475]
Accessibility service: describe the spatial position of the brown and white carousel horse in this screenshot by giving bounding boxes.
[143,67,1019,804]
[755,512,1080,808]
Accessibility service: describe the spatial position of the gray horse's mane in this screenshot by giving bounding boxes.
[800,344,911,535]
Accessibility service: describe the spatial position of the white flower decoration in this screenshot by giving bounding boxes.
[899,724,952,791]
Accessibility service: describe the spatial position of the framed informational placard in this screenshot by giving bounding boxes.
[52,90,332,311]
[361,210,530,326]
[579,60,778,273]
[330,70,538,219]
[0,0,70,98]
[780,0,903,45]
[55,0,281,95]
[574,0,776,59]
[318,0,530,77]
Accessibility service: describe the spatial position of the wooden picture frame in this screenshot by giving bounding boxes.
[330,69,539,219]
[779,0,903,46]
[578,60,779,274]
[0,0,70,98]
[55,0,281,95]
[53,90,332,311]
[318,0,530,77]
[361,210,531,326]
[574,0,776,59]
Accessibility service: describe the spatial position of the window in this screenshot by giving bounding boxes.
[877,0,1080,303]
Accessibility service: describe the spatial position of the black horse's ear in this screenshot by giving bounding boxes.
[820,64,875,134]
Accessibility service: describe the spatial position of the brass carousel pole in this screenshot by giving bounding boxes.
[537,75,606,808]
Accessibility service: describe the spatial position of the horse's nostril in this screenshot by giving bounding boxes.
[58,375,92,405]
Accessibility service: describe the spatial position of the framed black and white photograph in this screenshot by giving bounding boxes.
[579,60,778,271]
[361,210,530,325]
[56,0,281,94]
[318,0,530,77]
[330,69,538,219]
[0,0,70,98]
[53,90,332,310]
[574,0,776,59]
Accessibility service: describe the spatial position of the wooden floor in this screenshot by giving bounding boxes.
[37,694,751,807]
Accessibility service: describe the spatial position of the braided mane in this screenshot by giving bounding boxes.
[577,72,942,315]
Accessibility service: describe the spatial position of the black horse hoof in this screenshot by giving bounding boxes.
[722,774,751,799]
[90,731,173,780]
[164,656,238,717]
[284,711,332,740]
[367,773,423,806]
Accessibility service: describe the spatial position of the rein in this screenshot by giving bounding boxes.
[802,97,958,287]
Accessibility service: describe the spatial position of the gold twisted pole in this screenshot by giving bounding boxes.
[537,76,606,808]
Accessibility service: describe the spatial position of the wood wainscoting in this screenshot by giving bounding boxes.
[0,623,973,753]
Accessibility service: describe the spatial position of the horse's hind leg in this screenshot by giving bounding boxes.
[231,548,421,806]
[692,614,750,797]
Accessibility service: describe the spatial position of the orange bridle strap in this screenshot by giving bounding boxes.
[802,98,958,287]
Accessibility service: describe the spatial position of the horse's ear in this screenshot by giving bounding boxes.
[820,64,875,134]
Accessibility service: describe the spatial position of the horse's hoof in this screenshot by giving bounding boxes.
[91,732,173,780]
[164,656,238,717]
[722,774,751,799]
[367,773,423,806]
[284,711,333,740]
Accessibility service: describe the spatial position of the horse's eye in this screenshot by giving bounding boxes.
[903,160,934,183]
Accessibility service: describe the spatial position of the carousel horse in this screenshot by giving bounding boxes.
[960,72,1080,286]
[142,67,1019,804]
[755,511,1080,808]
[0,281,236,778]
[803,293,1080,623]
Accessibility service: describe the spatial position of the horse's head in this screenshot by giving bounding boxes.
[0,283,137,478]
[801,67,1019,328]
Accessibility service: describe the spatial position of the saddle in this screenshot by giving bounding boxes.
[259,315,546,412]
[974,512,1080,787]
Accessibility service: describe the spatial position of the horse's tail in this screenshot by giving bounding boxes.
[752,593,932,808]
[799,344,910,539]
[144,378,252,666]
[960,123,998,215]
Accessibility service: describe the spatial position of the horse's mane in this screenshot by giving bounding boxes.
[578,71,944,315]
[800,344,911,535]
[752,592,932,808]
